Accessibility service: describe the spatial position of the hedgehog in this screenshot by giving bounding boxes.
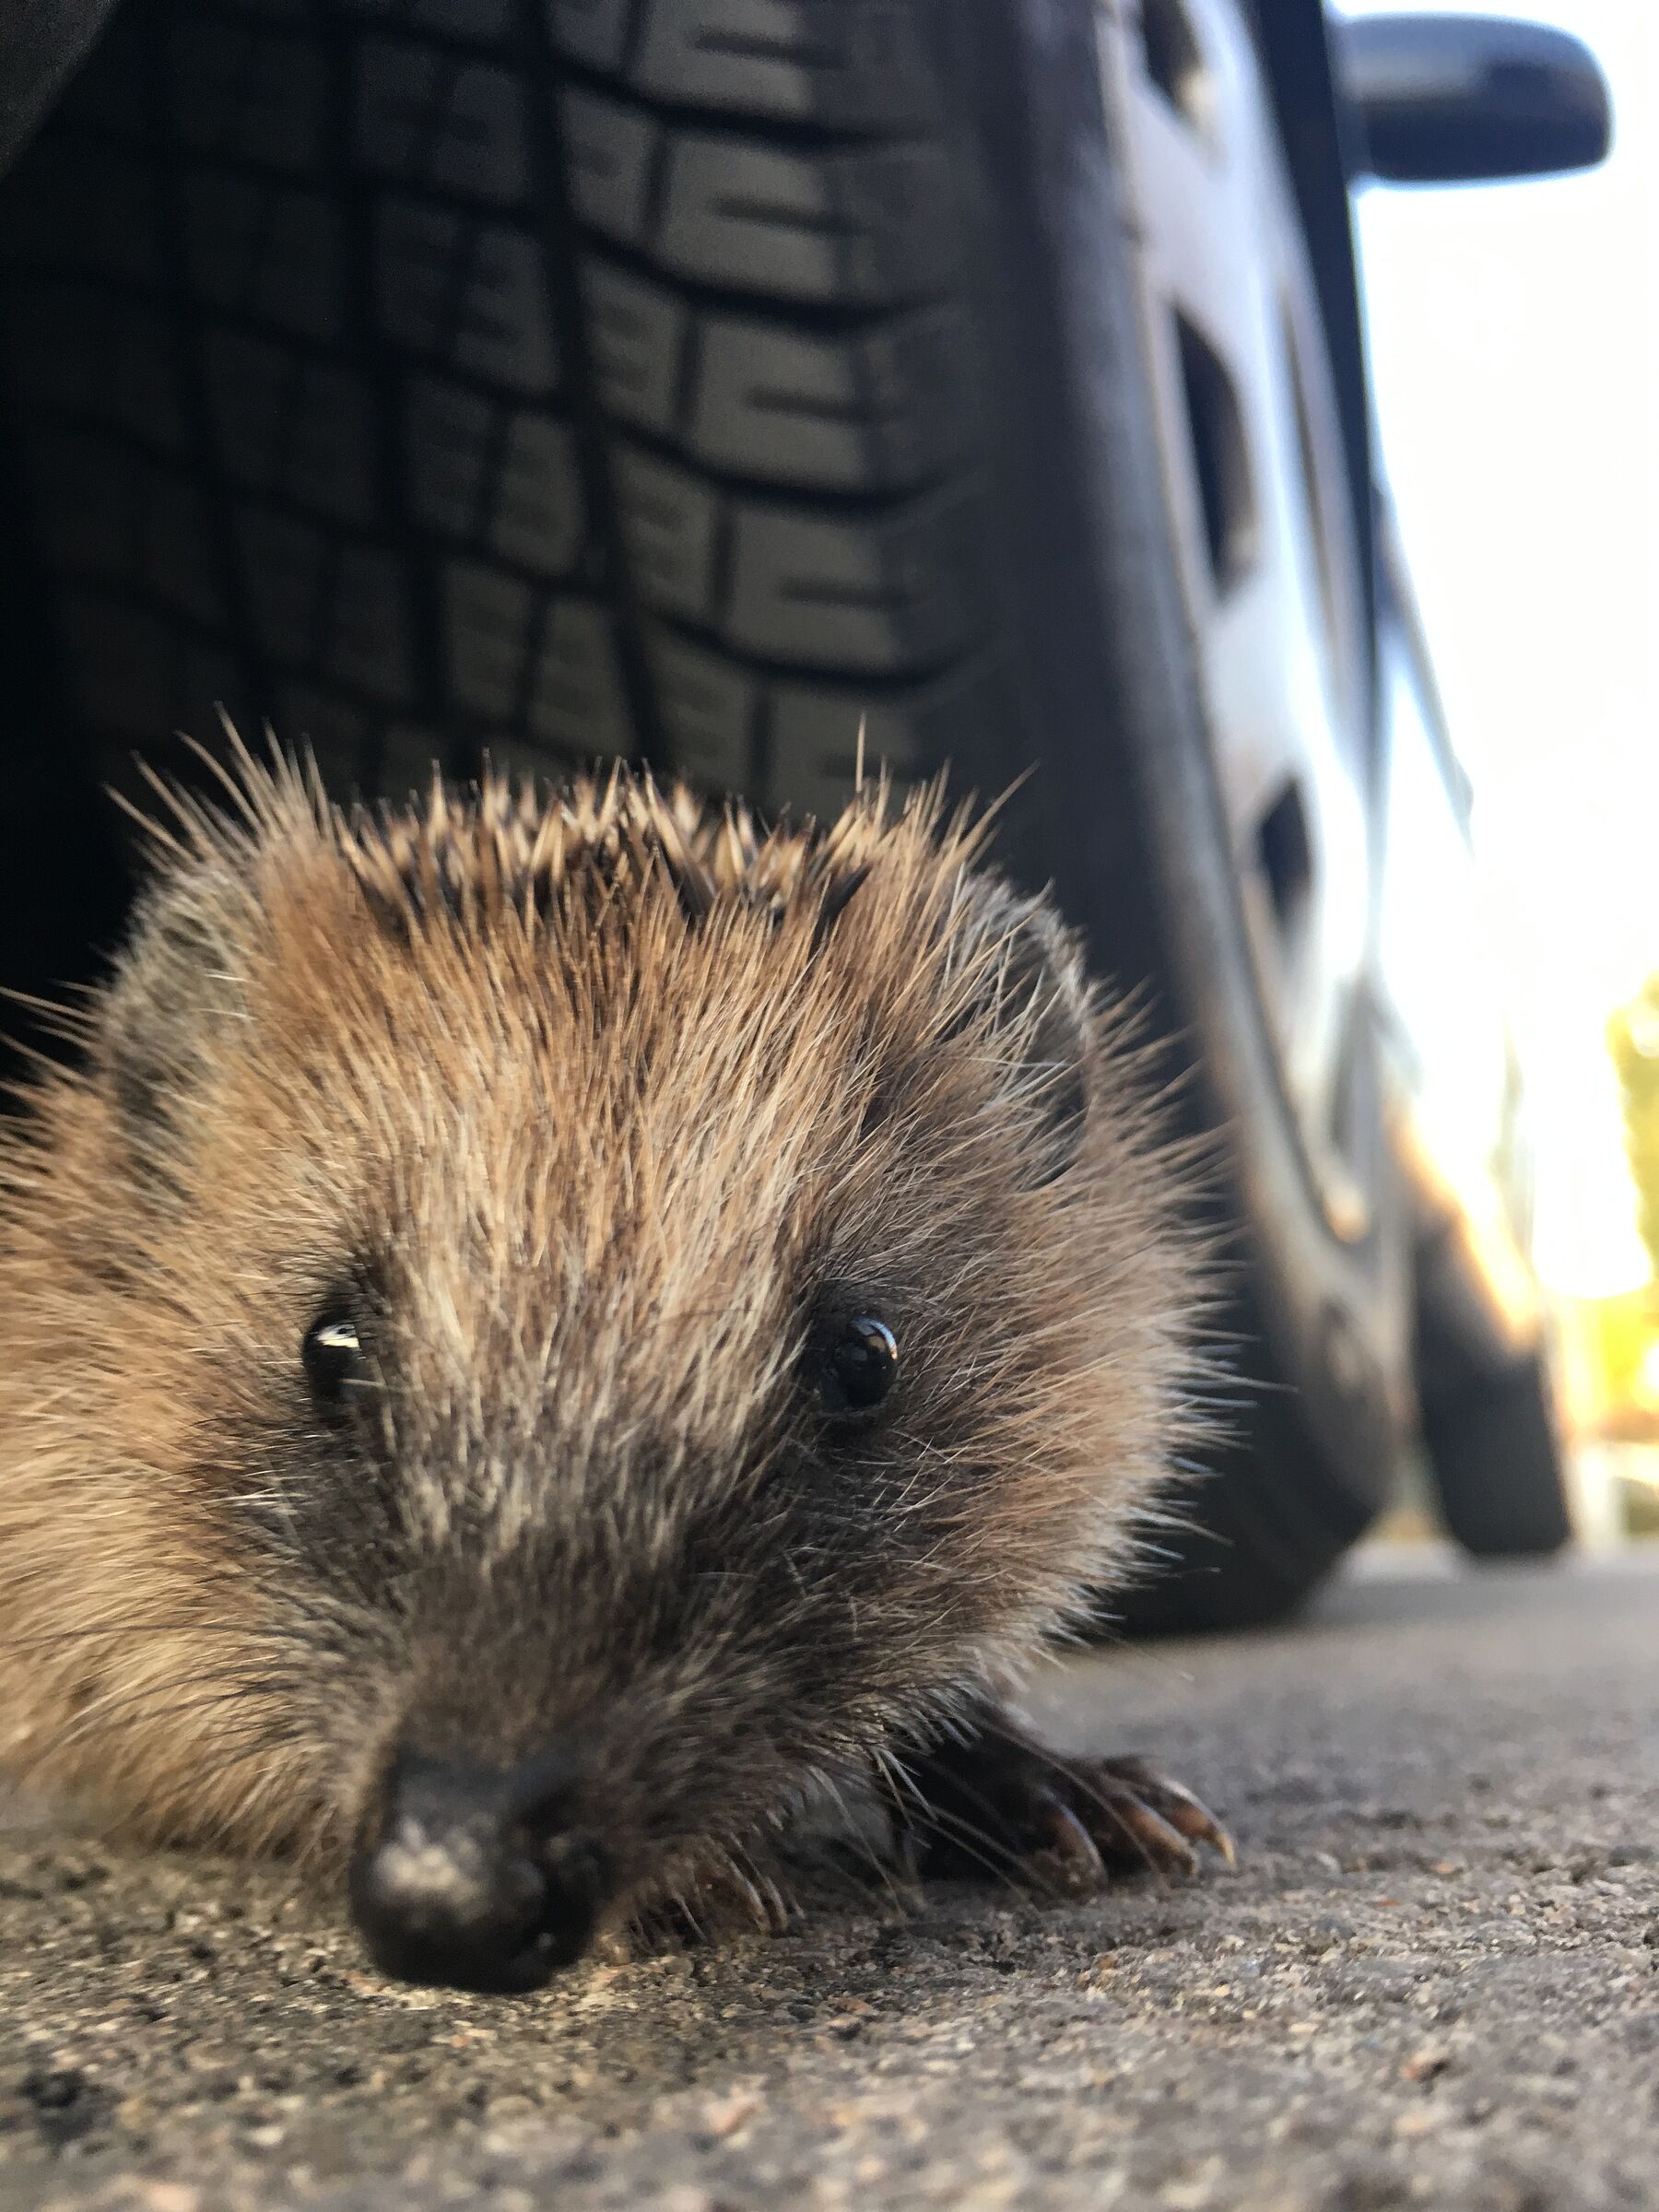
[0,745,1230,1994]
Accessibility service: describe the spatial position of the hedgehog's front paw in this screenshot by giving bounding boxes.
[625,1847,797,1958]
[904,1718,1233,1896]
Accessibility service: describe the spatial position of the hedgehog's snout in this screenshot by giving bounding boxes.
[347,1742,610,1994]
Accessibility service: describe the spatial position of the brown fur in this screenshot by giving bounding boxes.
[0,747,1207,1930]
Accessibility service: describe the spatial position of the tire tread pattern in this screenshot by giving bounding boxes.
[0,0,998,816]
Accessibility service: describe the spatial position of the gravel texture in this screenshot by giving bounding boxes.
[1,1548,1655,2212]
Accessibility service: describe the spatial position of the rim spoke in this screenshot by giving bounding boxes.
[1126,76,1260,372]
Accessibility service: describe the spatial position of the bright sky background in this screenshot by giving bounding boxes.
[1338,0,1657,1296]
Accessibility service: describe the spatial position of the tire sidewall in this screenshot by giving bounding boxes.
[947,0,1411,1547]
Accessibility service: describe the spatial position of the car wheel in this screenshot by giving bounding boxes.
[1422,1348,1572,1559]
[0,0,1409,1627]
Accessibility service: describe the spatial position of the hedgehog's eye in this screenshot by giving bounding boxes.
[818,1315,899,1425]
[303,1312,367,1407]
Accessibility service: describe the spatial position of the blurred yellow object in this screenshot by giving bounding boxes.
[1608,982,1659,1286]
[1554,1284,1659,1444]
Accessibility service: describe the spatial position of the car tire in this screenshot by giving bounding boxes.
[0,0,1410,1627]
[1422,1348,1572,1559]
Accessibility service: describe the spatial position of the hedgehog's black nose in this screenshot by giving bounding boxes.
[348,1746,607,1994]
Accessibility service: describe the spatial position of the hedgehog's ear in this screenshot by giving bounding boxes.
[954,877,1092,1185]
[100,865,255,1189]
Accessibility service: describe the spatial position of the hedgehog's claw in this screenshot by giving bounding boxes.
[904,1716,1233,1896]
[1033,1791,1111,1894]
[1063,1761,1202,1881]
[1088,1753,1237,1869]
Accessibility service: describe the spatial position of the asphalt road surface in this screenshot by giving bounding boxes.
[2,1548,1655,2212]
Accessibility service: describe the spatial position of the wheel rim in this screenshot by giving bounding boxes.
[1095,0,1375,1245]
